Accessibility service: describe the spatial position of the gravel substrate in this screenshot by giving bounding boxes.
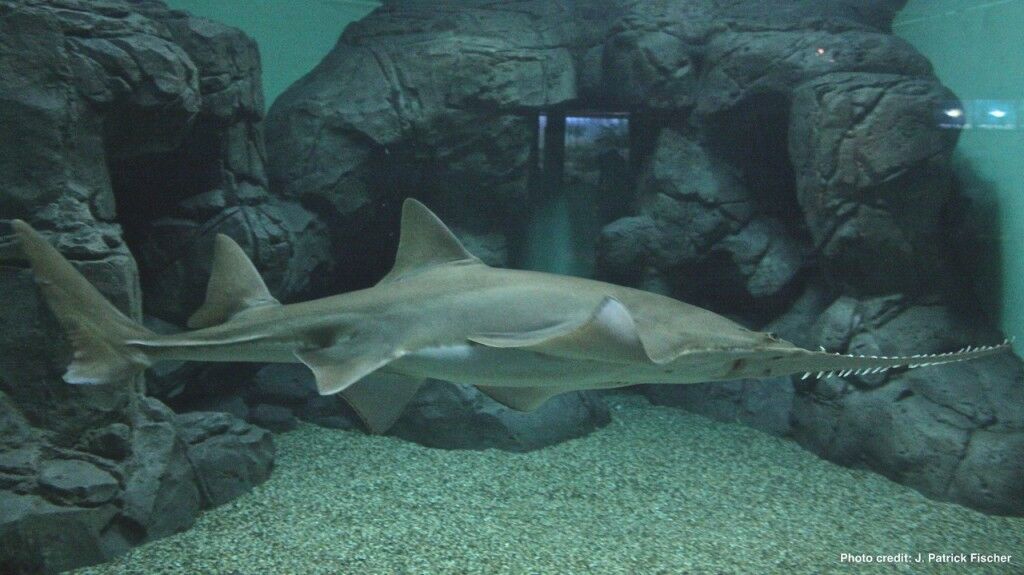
[75,394,1023,574]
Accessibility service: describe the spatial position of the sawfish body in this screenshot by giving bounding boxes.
[11,199,1012,433]
[142,263,782,386]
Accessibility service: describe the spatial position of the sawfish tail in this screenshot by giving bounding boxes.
[12,220,154,384]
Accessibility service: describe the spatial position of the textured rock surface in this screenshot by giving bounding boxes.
[249,404,299,433]
[782,296,1024,516]
[644,378,794,438]
[390,380,612,452]
[0,1,276,572]
[649,283,1024,516]
[597,128,805,317]
[266,0,939,300]
[37,459,120,506]
[789,73,958,295]
[265,1,590,286]
[116,2,333,325]
[174,412,274,507]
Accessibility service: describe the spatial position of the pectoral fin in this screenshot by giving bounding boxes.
[295,344,403,395]
[468,296,651,363]
[476,385,564,411]
[341,372,424,434]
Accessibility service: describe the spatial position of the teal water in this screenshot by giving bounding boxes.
[165,0,379,104]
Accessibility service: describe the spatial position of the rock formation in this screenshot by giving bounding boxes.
[265,0,1023,515]
[0,2,277,572]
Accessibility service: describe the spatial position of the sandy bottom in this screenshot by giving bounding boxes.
[75,395,1023,574]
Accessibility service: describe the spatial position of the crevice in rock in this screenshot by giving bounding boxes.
[702,90,808,240]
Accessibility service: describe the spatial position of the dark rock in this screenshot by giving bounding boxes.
[0,445,40,477]
[789,73,958,296]
[135,200,332,325]
[596,215,660,284]
[598,128,756,288]
[80,423,133,461]
[174,412,274,508]
[0,391,36,449]
[38,459,120,506]
[53,0,337,329]
[599,129,804,316]
[152,9,264,123]
[0,0,198,218]
[0,492,118,575]
[762,281,835,349]
[600,28,699,109]
[702,217,806,309]
[697,30,931,117]
[138,396,177,424]
[120,421,200,540]
[785,295,1024,515]
[0,260,138,441]
[141,316,191,399]
[186,394,250,422]
[264,0,938,299]
[148,359,254,413]
[268,1,595,286]
[252,364,318,404]
[951,430,1024,516]
[0,1,283,570]
[390,381,611,452]
[644,378,794,437]
[173,411,237,445]
[249,404,298,433]
[619,129,756,270]
[809,296,861,353]
[297,395,359,430]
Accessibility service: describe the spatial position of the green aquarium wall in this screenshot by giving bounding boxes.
[895,0,1024,345]
[164,0,379,105]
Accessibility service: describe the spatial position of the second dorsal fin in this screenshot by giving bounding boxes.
[378,198,482,284]
[187,234,280,328]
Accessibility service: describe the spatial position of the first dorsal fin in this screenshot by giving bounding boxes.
[378,198,482,284]
[187,234,280,328]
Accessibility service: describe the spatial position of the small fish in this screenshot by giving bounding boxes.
[11,199,1012,433]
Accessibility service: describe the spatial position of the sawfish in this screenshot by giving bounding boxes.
[11,199,1012,433]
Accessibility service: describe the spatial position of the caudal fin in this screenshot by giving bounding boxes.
[13,220,154,384]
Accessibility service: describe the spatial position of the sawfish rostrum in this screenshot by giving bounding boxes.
[12,199,1012,433]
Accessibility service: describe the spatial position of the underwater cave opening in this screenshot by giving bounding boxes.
[108,151,218,251]
[106,121,232,323]
[704,91,807,240]
[522,111,634,277]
